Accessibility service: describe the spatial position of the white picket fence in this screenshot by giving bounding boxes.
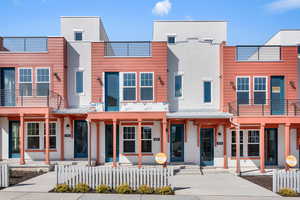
[273,170,300,193]
[0,165,9,188]
[55,165,173,190]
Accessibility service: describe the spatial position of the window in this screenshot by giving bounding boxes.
[44,123,57,149]
[36,68,50,96]
[175,75,182,97]
[123,127,135,153]
[298,46,300,54]
[76,71,83,94]
[254,77,267,105]
[236,77,249,104]
[231,131,243,157]
[74,32,83,41]
[19,68,32,96]
[123,73,136,101]
[140,72,153,101]
[248,130,259,156]
[167,36,176,44]
[142,127,152,153]
[27,123,40,149]
[204,81,212,103]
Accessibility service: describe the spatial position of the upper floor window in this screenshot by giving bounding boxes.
[175,75,182,97]
[75,71,83,94]
[142,127,152,153]
[254,77,267,105]
[236,77,249,104]
[298,46,300,54]
[36,68,50,96]
[167,36,176,44]
[74,32,83,41]
[19,68,32,96]
[123,127,136,153]
[203,81,212,103]
[123,72,136,101]
[140,72,153,101]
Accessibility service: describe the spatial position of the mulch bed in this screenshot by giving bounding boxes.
[241,175,273,191]
[9,170,46,186]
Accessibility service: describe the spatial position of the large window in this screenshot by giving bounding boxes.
[248,130,259,156]
[231,131,243,157]
[76,71,83,94]
[142,127,152,153]
[36,68,50,96]
[175,75,182,97]
[204,81,212,103]
[254,77,267,105]
[236,77,249,104]
[123,127,136,153]
[123,72,136,101]
[44,123,57,149]
[140,72,153,101]
[19,68,32,96]
[27,123,40,149]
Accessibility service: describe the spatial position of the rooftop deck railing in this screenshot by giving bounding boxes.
[104,41,152,57]
[236,46,281,61]
[0,37,48,52]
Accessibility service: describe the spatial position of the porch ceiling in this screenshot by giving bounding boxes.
[235,116,300,124]
[0,107,50,116]
[87,111,166,121]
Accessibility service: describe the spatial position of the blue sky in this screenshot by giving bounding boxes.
[0,0,300,45]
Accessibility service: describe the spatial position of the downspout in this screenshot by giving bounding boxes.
[230,116,241,176]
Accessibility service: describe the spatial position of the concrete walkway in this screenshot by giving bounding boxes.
[2,171,56,192]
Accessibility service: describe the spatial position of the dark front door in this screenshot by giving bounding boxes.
[170,124,184,162]
[9,121,20,158]
[271,76,285,115]
[105,72,119,111]
[74,120,88,158]
[105,124,119,162]
[0,68,15,106]
[265,128,278,166]
[200,128,214,166]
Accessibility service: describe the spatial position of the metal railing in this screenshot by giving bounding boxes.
[104,41,152,57]
[0,37,48,52]
[236,46,281,61]
[227,99,300,116]
[0,89,63,109]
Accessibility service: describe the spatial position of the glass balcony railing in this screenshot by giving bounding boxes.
[0,37,48,52]
[236,46,281,61]
[104,41,152,57]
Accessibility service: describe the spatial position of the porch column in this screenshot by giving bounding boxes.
[60,118,64,161]
[113,119,117,167]
[162,118,167,153]
[285,123,291,160]
[87,120,92,166]
[96,122,100,165]
[138,120,142,168]
[223,125,228,169]
[197,124,201,147]
[235,126,240,174]
[45,113,50,165]
[259,123,265,173]
[19,113,25,165]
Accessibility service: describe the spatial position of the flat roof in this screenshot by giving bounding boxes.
[60,16,100,18]
[153,20,227,22]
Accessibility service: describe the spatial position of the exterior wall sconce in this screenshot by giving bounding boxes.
[97,77,103,85]
[158,76,164,85]
[230,81,236,90]
[54,72,61,81]
[289,81,296,89]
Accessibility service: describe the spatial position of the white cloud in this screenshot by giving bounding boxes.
[152,0,172,16]
[267,0,300,12]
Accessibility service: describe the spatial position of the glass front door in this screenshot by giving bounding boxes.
[170,124,184,162]
[74,120,88,158]
[265,128,278,166]
[105,72,119,111]
[200,128,214,166]
[105,124,119,162]
[0,68,15,106]
[9,121,20,158]
[271,76,284,115]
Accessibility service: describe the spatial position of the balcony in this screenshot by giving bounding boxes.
[236,46,281,61]
[0,89,63,109]
[0,37,48,52]
[104,41,151,57]
[227,99,300,116]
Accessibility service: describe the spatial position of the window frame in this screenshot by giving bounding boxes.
[75,70,84,95]
[122,72,137,101]
[247,130,260,157]
[36,67,50,97]
[26,122,41,150]
[122,126,136,153]
[231,130,244,157]
[141,126,152,153]
[18,67,33,97]
[203,80,212,104]
[167,35,176,44]
[174,72,183,98]
[74,31,83,41]
[253,76,268,105]
[140,72,154,101]
[43,122,57,150]
[236,76,251,105]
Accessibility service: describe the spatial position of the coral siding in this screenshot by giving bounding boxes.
[222,46,298,112]
[91,42,168,103]
[0,37,68,108]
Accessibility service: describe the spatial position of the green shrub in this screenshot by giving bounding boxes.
[278,188,297,197]
[72,183,90,193]
[53,184,71,193]
[115,184,133,194]
[137,185,154,194]
[155,186,174,195]
[95,184,111,193]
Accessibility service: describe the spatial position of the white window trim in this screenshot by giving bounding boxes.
[18,67,33,97]
[122,126,137,154]
[236,76,251,105]
[247,130,260,157]
[25,122,42,150]
[36,67,51,97]
[141,126,152,153]
[122,72,137,102]
[75,70,85,96]
[174,72,184,99]
[231,130,244,157]
[44,122,57,150]
[203,79,213,104]
[253,76,268,105]
[140,72,155,102]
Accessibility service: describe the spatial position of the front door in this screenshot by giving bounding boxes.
[105,124,119,162]
[105,72,119,111]
[200,128,214,166]
[271,76,285,115]
[9,121,20,158]
[0,68,15,106]
[74,120,88,158]
[265,128,278,166]
[170,124,184,162]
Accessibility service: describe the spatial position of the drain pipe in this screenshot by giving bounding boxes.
[230,117,241,176]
